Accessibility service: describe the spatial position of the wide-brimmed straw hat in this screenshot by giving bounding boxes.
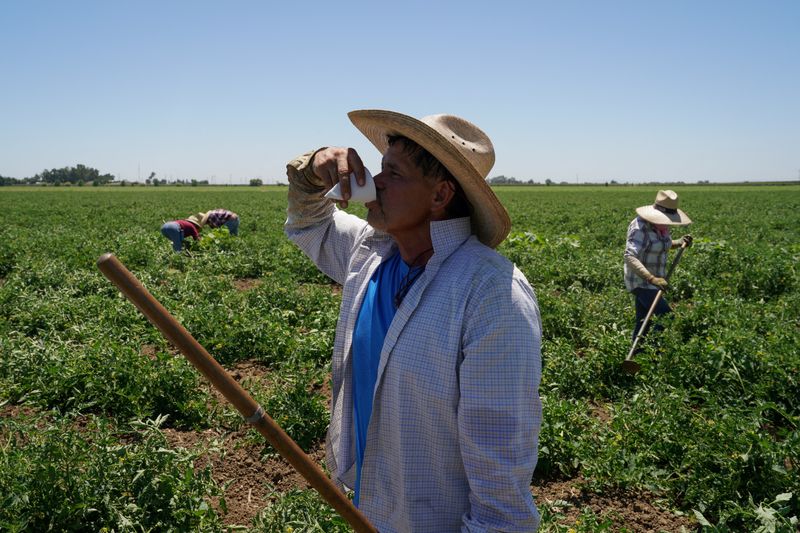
[636,190,692,226]
[186,212,207,227]
[348,109,511,248]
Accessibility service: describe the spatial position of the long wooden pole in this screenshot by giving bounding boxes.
[622,241,688,374]
[97,253,376,533]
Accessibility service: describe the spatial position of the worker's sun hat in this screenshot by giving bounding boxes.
[348,109,511,248]
[186,212,207,227]
[636,190,692,226]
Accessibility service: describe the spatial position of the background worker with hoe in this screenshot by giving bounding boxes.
[623,190,693,361]
[284,109,542,531]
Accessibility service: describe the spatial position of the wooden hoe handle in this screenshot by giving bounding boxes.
[97,253,376,533]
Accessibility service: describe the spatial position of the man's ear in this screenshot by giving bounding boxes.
[431,180,455,214]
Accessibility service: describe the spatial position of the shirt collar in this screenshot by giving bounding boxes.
[430,217,472,260]
[366,217,473,262]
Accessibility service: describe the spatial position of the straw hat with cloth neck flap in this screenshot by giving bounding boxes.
[348,109,511,249]
[636,190,692,226]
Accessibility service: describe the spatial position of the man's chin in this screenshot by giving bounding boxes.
[366,211,386,231]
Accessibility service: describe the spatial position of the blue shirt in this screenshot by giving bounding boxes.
[351,252,418,506]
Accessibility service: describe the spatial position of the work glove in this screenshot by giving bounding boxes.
[649,276,669,290]
[682,234,693,247]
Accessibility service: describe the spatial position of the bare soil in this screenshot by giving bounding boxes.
[532,476,695,532]
[162,425,695,531]
[162,425,325,527]
[232,278,263,291]
[0,361,697,531]
[176,362,696,531]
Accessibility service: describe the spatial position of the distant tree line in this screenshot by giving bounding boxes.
[5,166,785,187]
[144,176,211,187]
[37,164,115,185]
[1,164,114,186]
[0,165,218,186]
[488,175,536,185]
[484,175,765,186]
[0,175,33,186]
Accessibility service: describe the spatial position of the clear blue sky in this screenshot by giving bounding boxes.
[1,0,798,184]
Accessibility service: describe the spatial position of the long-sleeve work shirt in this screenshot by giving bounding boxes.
[284,151,542,532]
[623,216,678,291]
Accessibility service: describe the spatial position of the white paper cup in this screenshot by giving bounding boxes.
[324,168,375,203]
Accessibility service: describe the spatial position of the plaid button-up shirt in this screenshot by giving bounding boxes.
[205,209,237,228]
[624,216,673,291]
[285,152,542,532]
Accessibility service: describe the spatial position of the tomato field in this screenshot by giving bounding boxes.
[1,184,798,531]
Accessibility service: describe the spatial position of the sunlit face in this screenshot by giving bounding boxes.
[365,141,439,241]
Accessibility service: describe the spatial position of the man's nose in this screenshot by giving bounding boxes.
[373,171,386,189]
